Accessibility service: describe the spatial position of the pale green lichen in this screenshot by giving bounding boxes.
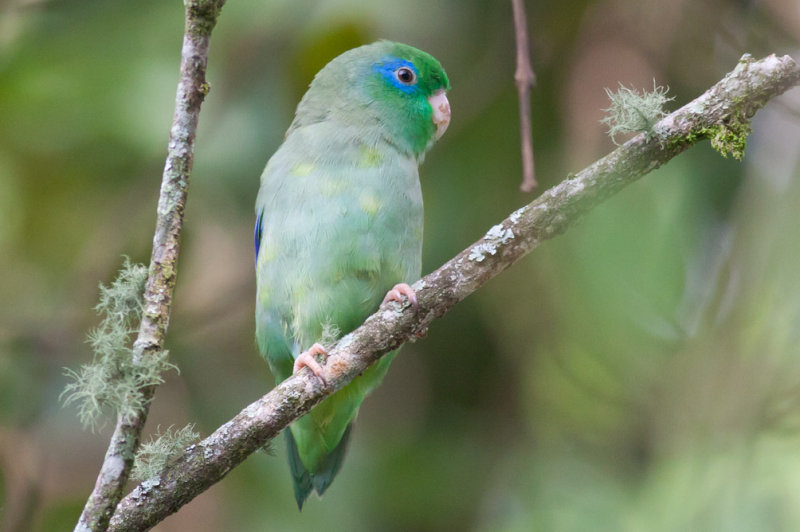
[61,258,177,431]
[132,424,199,481]
[601,81,674,144]
[320,321,342,346]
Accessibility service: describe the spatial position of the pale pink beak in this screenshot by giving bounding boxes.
[428,89,451,139]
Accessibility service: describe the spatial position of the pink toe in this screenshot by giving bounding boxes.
[293,343,328,383]
[382,283,418,307]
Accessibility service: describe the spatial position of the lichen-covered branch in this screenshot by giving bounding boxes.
[74,1,226,531]
[107,54,799,531]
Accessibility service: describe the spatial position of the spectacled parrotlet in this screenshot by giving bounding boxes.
[254,41,450,509]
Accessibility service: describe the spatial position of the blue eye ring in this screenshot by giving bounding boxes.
[373,58,419,93]
[395,66,417,85]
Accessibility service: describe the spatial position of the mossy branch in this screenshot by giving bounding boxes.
[106,54,800,531]
[74,1,226,531]
[132,425,200,482]
[62,259,175,432]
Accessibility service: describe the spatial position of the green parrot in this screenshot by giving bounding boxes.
[254,41,450,509]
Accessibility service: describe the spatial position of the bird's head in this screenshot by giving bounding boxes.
[292,41,451,159]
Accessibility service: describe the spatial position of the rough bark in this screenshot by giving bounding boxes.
[106,54,800,531]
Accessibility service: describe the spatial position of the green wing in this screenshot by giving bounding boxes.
[255,121,423,506]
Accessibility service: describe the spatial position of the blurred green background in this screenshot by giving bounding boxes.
[2,0,800,530]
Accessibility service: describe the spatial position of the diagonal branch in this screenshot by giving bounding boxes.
[75,1,226,531]
[108,54,799,531]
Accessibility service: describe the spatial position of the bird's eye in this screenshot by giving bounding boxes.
[395,66,417,85]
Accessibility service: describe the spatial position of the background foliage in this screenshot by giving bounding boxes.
[1,0,800,530]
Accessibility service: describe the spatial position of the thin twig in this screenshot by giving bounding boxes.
[511,0,537,192]
[74,1,226,531]
[107,54,800,531]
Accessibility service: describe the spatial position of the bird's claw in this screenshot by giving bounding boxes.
[293,342,328,384]
[382,283,418,308]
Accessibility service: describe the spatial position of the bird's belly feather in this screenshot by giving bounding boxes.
[254,131,423,472]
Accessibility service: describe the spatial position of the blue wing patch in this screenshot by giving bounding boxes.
[254,210,263,269]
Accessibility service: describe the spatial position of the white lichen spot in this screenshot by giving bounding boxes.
[565,179,585,196]
[509,207,525,224]
[688,100,707,114]
[105,455,126,478]
[338,335,354,351]
[486,223,514,244]
[469,224,514,262]
[468,244,491,262]
[242,402,260,419]
[748,54,779,78]
[659,114,678,130]
[140,477,161,495]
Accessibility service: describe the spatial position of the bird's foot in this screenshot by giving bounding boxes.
[382,283,418,308]
[293,342,328,384]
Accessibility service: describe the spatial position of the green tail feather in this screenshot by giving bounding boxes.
[286,424,353,510]
[285,430,313,510]
[311,424,352,496]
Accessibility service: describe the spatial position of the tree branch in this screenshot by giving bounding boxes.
[511,0,537,192]
[108,53,799,531]
[75,1,225,531]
